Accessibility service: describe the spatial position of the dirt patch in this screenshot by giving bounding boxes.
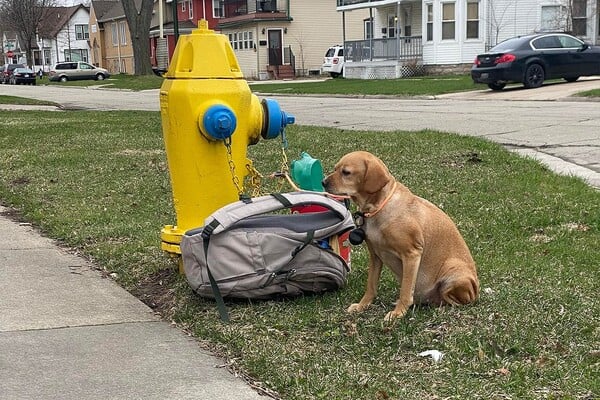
[130,267,179,317]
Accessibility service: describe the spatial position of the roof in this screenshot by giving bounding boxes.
[91,0,142,23]
[91,0,123,22]
[38,5,88,38]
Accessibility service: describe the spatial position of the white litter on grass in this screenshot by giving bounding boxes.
[418,350,444,363]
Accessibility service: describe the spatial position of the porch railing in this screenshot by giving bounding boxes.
[223,0,286,17]
[345,36,423,62]
[336,0,382,7]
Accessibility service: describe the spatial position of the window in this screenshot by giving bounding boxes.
[541,5,565,31]
[532,35,561,49]
[442,2,455,40]
[404,9,411,37]
[181,0,186,11]
[111,23,118,46]
[228,31,254,51]
[388,15,397,38]
[572,0,587,36]
[119,21,127,45]
[75,24,89,40]
[364,18,373,40]
[64,49,88,62]
[44,50,51,65]
[426,3,433,41]
[213,0,224,18]
[188,0,193,19]
[466,0,479,39]
[558,35,583,48]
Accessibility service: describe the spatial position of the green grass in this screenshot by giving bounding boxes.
[0,110,598,399]
[0,95,57,106]
[250,75,484,96]
[577,88,600,97]
[44,73,164,90]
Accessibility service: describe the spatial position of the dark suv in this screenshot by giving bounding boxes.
[1,63,25,84]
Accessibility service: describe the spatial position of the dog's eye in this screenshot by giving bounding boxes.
[341,169,351,176]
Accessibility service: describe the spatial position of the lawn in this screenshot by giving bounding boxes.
[35,73,600,99]
[250,75,484,96]
[43,73,164,91]
[0,110,598,399]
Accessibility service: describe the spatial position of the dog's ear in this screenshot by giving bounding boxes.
[362,156,391,194]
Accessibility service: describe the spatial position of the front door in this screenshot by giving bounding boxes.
[267,29,282,66]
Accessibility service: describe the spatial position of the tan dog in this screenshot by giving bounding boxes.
[322,151,479,321]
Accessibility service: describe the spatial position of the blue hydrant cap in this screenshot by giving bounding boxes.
[203,104,237,140]
[262,99,295,140]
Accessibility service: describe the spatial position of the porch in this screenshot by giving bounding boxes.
[343,36,424,79]
[219,0,290,26]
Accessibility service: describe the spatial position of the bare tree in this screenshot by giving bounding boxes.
[121,0,154,75]
[0,0,55,66]
[486,0,516,48]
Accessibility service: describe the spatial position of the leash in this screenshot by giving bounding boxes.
[349,182,397,245]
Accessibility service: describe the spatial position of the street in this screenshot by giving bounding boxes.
[1,79,599,188]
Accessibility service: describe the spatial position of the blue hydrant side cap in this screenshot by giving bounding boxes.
[262,99,295,140]
[203,104,237,140]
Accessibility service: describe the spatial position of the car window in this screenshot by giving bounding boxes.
[80,63,93,70]
[558,35,583,48]
[337,49,344,57]
[325,48,336,57]
[490,38,524,52]
[532,36,562,49]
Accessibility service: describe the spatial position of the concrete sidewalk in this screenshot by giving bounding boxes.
[0,205,264,400]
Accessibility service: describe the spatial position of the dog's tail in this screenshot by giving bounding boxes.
[440,272,479,306]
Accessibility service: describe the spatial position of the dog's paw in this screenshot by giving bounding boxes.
[347,303,368,313]
[384,308,407,322]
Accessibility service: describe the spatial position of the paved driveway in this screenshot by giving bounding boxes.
[1,79,599,188]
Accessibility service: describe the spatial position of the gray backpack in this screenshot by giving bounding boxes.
[180,192,354,321]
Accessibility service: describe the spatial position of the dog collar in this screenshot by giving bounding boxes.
[362,182,397,218]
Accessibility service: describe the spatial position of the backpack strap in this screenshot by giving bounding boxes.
[291,230,315,257]
[205,192,350,236]
[201,220,230,323]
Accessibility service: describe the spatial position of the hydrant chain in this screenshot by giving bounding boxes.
[224,138,244,198]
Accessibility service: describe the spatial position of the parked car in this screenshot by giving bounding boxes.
[322,45,345,78]
[10,67,36,85]
[48,61,110,82]
[1,63,25,84]
[472,33,600,91]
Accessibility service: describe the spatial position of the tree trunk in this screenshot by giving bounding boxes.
[121,0,154,75]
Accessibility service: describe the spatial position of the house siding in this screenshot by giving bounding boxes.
[89,6,105,68]
[222,0,368,79]
[284,2,367,73]
[422,0,485,65]
[37,7,91,71]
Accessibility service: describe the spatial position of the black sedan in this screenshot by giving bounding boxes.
[10,67,36,85]
[471,33,600,90]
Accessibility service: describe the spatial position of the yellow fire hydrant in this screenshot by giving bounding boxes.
[160,19,294,259]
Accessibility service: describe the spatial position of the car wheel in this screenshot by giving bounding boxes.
[60,76,68,82]
[523,63,544,88]
[488,82,506,91]
[329,72,340,78]
[96,74,106,81]
[564,76,579,83]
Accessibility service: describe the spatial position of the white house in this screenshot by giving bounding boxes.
[36,5,91,73]
[336,0,600,78]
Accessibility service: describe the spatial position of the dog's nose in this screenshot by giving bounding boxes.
[321,178,328,188]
